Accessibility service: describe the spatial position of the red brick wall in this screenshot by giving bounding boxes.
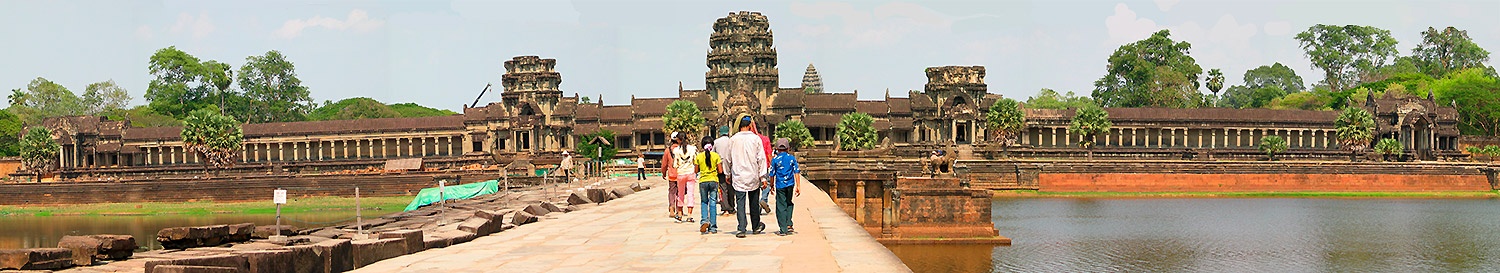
[1040,173,1493,192]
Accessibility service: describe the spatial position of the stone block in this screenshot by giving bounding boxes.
[312,239,352,273]
[457,216,500,236]
[151,265,243,273]
[0,248,72,270]
[351,238,405,268]
[309,228,348,239]
[523,203,550,216]
[630,183,646,191]
[158,224,240,249]
[243,246,320,273]
[611,187,635,198]
[253,225,299,239]
[586,189,610,203]
[473,209,504,221]
[379,230,424,255]
[144,254,250,273]
[541,202,564,213]
[511,211,537,226]
[59,235,137,264]
[607,191,620,200]
[567,192,594,205]
[227,223,256,242]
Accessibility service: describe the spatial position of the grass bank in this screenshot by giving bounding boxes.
[993,190,1500,198]
[0,196,415,216]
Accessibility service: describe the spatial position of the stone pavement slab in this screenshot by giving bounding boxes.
[351,177,910,273]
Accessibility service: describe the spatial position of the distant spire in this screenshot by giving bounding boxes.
[802,63,823,94]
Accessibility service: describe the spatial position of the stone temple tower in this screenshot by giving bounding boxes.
[501,56,562,116]
[801,63,823,94]
[706,11,778,102]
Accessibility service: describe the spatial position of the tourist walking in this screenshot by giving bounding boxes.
[672,132,700,223]
[770,138,801,236]
[663,132,681,220]
[559,151,573,179]
[636,155,646,180]
[729,116,768,238]
[714,128,735,216]
[750,122,774,216]
[695,136,723,234]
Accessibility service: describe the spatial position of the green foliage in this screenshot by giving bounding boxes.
[81,80,131,115]
[1244,63,1306,93]
[1093,30,1205,108]
[103,106,182,127]
[1295,25,1400,92]
[1374,138,1403,157]
[1206,69,1225,95]
[307,98,454,121]
[1025,89,1096,109]
[774,120,815,150]
[1067,107,1112,149]
[20,127,58,171]
[1219,86,1289,109]
[1474,145,1500,157]
[180,108,244,167]
[662,100,705,138]
[836,113,877,151]
[7,77,84,125]
[146,46,229,118]
[1413,27,1492,78]
[580,97,591,104]
[1267,91,1334,111]
[985,98,1025,145]
[1258,136,1288,160]
[575,130,618,160]
[1335,107,1376,153]
[234,50,314,123]
[1428,68,1500,136]
[0,111,22,156]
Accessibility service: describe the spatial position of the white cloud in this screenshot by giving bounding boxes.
[169,11,215,39]
[273,9,385,39]
[1104,3,1158,46]
[788,1,950,47]
[1207,15,1256,45]
[1263,21,1291,36]
[1154,0,1181,12]
[134,25,153,39]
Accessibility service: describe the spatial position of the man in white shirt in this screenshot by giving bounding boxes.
[729,116,768,238]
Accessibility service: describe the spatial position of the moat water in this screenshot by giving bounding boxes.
[887,198,1500,272]
[0,211,374,250]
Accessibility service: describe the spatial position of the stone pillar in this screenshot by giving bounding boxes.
[855,180,867,224]
[1050,127,1058,147]
[421,137,429,156]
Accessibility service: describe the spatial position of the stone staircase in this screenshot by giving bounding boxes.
[957,144,977,160]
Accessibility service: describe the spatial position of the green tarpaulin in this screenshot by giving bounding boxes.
[403,180,499,211]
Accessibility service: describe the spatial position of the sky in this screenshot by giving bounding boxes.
[2,0,1496,112]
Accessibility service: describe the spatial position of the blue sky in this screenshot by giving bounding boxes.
[2,0,1496,111]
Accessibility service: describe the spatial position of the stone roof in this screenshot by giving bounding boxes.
[887,98,911,115]
[601,106,634,122]
[910,94,936,110]
[805,93,855,112]
[632,98,674,117]
[803,114,841,127]
[856,101,888,116]
[575,104,601,121]
[772,89,805,108]
[1026,107,1339,124]
[553,101,577,117]
[123,115,467,141]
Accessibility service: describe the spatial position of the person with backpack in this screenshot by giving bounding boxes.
[671,132,699,223]
[694,135,723,234]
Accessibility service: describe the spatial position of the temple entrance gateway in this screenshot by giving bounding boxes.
[956,122,971,144]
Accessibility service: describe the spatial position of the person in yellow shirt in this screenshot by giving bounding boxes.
[694,135,723,234]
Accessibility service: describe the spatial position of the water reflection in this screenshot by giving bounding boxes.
[0,211,380,250]
[886,198,1500,272]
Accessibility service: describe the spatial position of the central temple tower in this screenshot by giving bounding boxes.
[706,11,778,102]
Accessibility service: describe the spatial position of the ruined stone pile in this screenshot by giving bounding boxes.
[0,235,137,270]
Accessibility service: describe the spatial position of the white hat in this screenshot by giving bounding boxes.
[670,131,680,140]
[562,151,569,155]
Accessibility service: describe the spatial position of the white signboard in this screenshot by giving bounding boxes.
[273,189,287,204]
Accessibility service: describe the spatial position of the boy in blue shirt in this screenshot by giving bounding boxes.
[770,138,801,236]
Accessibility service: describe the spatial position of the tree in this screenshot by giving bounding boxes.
[1025,89,1096,109]
[836,112,877,151]
[1413,27,1492,78]
[234,50,314,123]
[1243,63,1306,93]
[1429,69,1500,136]
[662,100,705,138]
[985,98,1025,158]
[387,103,459,117]
[7,77,84,125]
[774,120,815,150]
[20,127,58,171]
[575,130,617,161]
[1219,86,1288,109]
[103,106,182,128]
[145,46,229,118]
[1335,107,1375,160]
[180,108,244,168]
[1374,138,1403,161]
[1093,30,1205,108]
[580,97,591,104]
[81,80,131,115]
[1267,91,1334,111]
[1206,69,1225,96]
[1067,107,1111,160]
[1258,135,1288,161]
[1295,25,1400,92]
[0,111,22,156]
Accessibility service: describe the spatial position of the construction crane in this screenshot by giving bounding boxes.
[470,83,492,108]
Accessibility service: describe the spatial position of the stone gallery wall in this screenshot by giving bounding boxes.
[0,171,530,206]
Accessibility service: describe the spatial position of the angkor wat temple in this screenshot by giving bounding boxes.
[34,11,1465,177]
